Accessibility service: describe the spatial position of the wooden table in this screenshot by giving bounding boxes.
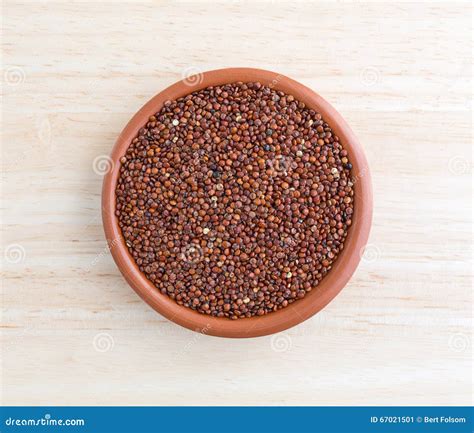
[2,1,471,405]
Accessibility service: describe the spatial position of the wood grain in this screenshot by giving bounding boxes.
[1,1,472,405]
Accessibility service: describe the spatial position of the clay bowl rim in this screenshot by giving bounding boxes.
[102,67,373,338]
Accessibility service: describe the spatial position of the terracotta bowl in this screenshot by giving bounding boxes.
[102,67,372,338]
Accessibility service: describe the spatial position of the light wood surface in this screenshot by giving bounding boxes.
[1,1,472,406]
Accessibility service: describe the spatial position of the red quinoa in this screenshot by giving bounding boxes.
[115,82,354,319]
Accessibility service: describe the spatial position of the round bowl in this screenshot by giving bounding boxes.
[102,67,373,338]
